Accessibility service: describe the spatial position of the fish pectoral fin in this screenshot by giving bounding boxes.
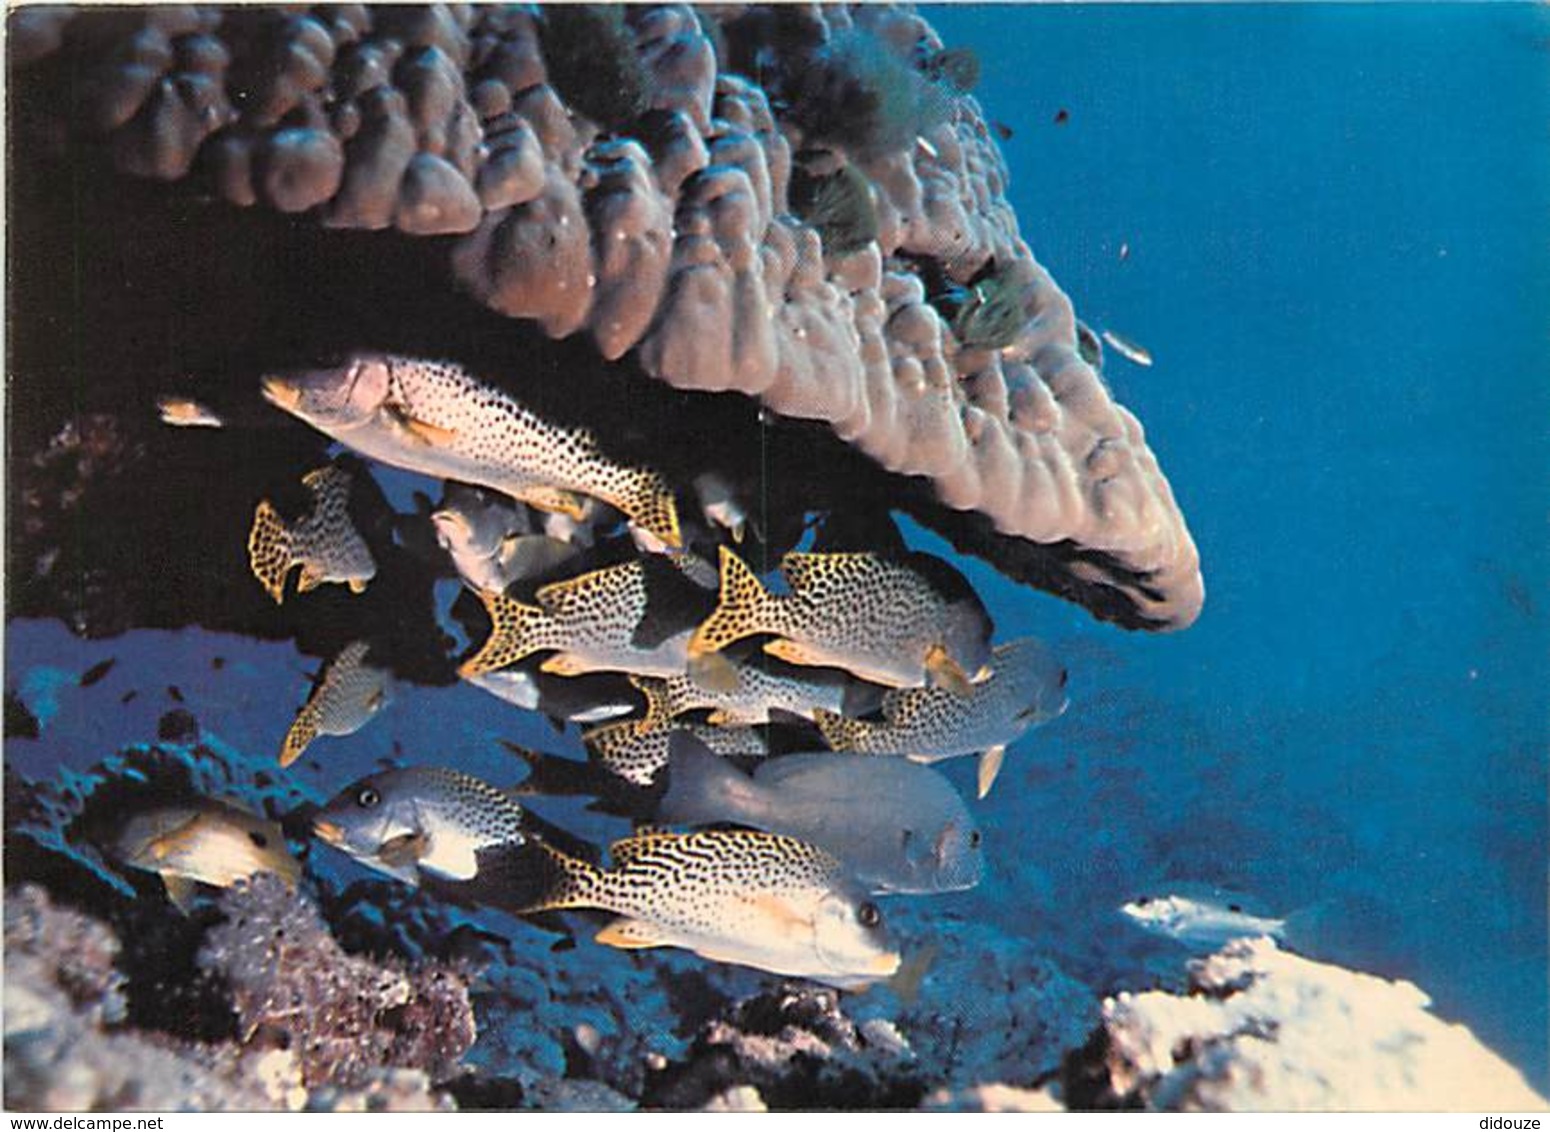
[539,652,593,677]
[924,646,975,697]
[386,403,460,447]
[761,638,824,668]
[520,486,589,521]
[595,917,672,950]
[976,745,1007,800]
[376,831,430,871]
[161,875,201,915]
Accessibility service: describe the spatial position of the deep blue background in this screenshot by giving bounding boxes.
[7,2,1548,1099]
[924,2,1550,1087]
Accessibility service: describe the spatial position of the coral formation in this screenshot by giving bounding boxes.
[8,2,1202,631]
[1076,938,1549,1112]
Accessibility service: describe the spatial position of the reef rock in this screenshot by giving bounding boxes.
[8,2,1202,631]
[1081,938,1549,1112]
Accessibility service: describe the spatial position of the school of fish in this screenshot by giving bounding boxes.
[132,350,1080,991]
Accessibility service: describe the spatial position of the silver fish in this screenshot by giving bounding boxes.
[631,658,851,728]
[1100,328,1153,367]
[112,800,300,913]
[312,765,528,885]
[813,637,1068,798]
[462,666,636,724]
[659,740,984,895]
[247,465,376,604]
[261,353,681,548]
[279,640,392,767]
[524,828,900,989]
[1120,887,1287,950]
[431,491,579,594]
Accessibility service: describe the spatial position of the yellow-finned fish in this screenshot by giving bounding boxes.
[312,765,528,886]
[260,353,682,549]
[629,659,850,729]
[582,715,769,787]
[111,800,301,913]
[279,641,393,767]
[522,828,901,988]
[813,637,1068,798]
[688,547,994,694]
[459,557,713,681]
[247,465,376,604]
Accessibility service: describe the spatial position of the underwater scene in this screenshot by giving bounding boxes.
[5,2,1547,1113]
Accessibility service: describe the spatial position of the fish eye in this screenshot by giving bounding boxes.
[247,831,269,849]
[1058,668,1069,689]
[1228,903,1243,913]
[900,829,914,847]
[357,787,381,808]
[968,830,982,848]
[1136,896,1152,907]
[857,901,882,929]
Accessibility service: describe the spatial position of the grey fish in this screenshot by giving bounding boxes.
[689,547,994,694]
[430,482,584,593]
[693,472,754,544]
[312,765,528,886]
[584,715,769,787]
[261,353,682,548]
[247,465,376,603]
[113,800,301,913]
[630,658,852,728]
[659,740,984,895]
[1101,328,1153,367]
[459,557,712,681]
[813,637,1068,798]
[279,640,392,767]
[523,828,900,988]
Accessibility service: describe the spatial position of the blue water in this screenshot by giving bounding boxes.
[6,3,1547,1102]
[926,2,1550,1088]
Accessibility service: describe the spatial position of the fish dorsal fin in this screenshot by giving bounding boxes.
[534,561,639,617]
[301,465,350,495]
[778,551,877,594]
[607,833,664,868]
[595,916,671,950]
[812,708,866,751]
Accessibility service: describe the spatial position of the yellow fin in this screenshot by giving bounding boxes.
[296,566,324,594]
[686,650,740,695]
[385,403,459,446]
[347,577,370,595]
[615,470,682,551]
[459,591,556,678]
[278,708,318,767]
[925,645,975,698]
[595,917,671,950]
[246,500,294,604]
[161,875,200,915]
[688,547,775,660]
[628,676,675,731]
[520,486,588,521]
[977,744,1007,800]
[532,562,628,613]
[762,638,827,668]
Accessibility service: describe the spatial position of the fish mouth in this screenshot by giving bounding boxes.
[311,818,346,846]
[260,375,302,412]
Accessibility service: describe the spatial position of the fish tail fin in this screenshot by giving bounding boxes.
[247,500,294,604]
[278,705,319,767]
[812,708,867,752]
[688,546,780,660]
[658,732,756,826]
[615,470,682,551]
[629,676,675,731]
[458,591,561,679]
[519,839,606,914]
